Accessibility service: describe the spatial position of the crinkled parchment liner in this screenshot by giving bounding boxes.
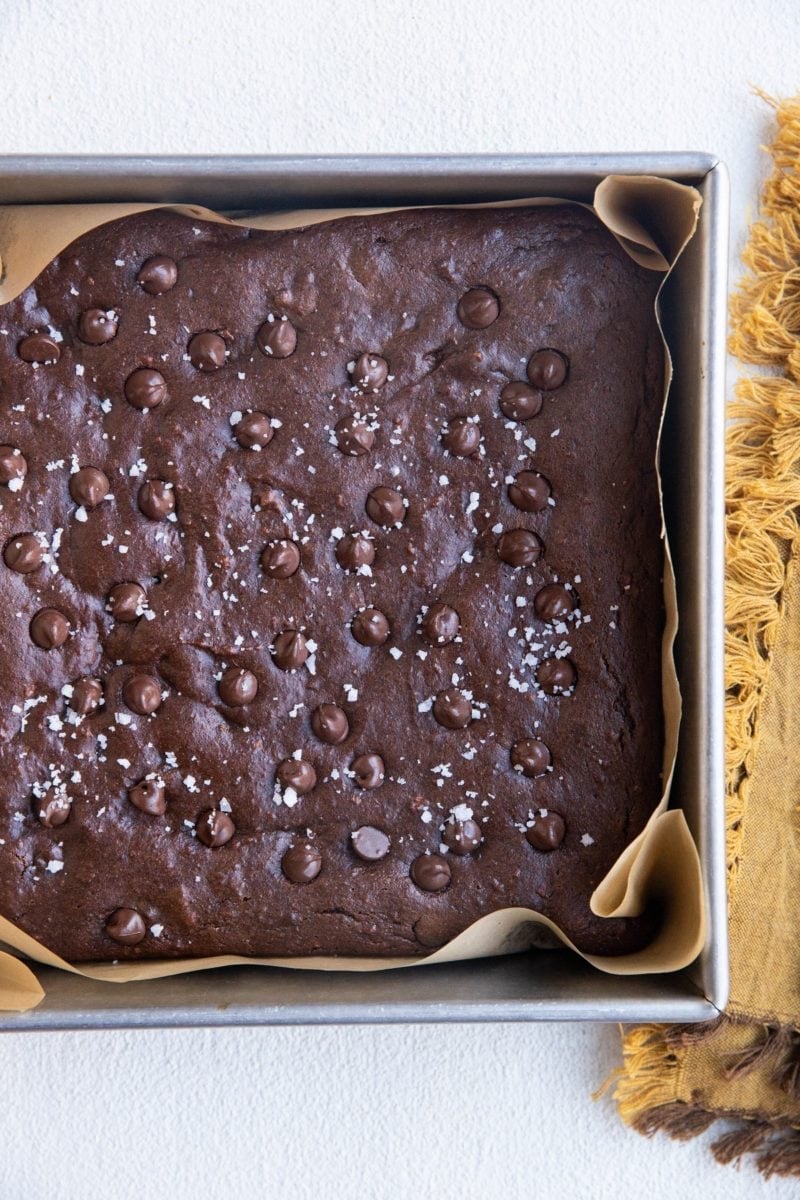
[0,177,703,1011]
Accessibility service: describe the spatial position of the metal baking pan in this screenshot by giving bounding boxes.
[0,154,728,1027]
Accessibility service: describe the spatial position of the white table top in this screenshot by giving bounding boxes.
[1,1,798,1195]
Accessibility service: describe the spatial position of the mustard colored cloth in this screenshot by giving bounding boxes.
[613,94,800,1179]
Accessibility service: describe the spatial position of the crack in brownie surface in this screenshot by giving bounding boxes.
[0,206,664,960]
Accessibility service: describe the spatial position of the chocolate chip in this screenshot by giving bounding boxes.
[334,414,375,456]
[138,479,175,521]
[442,817,483,855]
[256,317,297,359]
[34,792,72,828]
[499,381,543,421]
[496,529,543,568]
[261,538,301,578]
[218,667,258,706]
[30,608,69,649]
[433,689,472,730]
[534,584,576,622]
[105,908,146,945]
[3,532,43,573]
[107,581,146,623]
[335,531,375,572]
[123,673,162,715]
[77,308,118,345]
[351,607,390,646]
[510,738,551,777]
[311,703,350,745]
[508,471,551,513]
[366,486,406,528]
[536,658,577,695]
[351,753,385,790]
[527,349,568,390]
[124,367,167,410]
[68,676,104,715]
[526,812,566,851]
[411,853,451,892]
[441,416,480,457]
[196,808,236,847]
[129,777,167,816]
[188,331,227,371]
[421,602,460,646]
[18,333,61,364]
[351,826,390,862]
[234,411,274,450]
[69,466,110,508]
[272,630,309,671]
[276,758,317,795]
[456,288,499,329]
[282,842,322,884]
[350,352,389,390]
[137,255,178,295]
[0,445,27,487]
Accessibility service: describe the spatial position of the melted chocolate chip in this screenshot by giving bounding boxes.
[261,539,301,578]
[69,466,110,508]
[3,532,44,573]
[123,673,162,715]
[334,414,375,456]
[234,411,274,450]
[129,777,167,816]
[526,812,566,851]
[510,738,552,777]
[105,908,146,946]
[34,792,72,828]
[137,255,178,295]
[366,486,406,528]
[411,853,452,892]
[433,689,473,730]
[282,842,322,884]
[30,608,69,649]
[218,667,258,706]
[276,758,317,795]
[256,317,297,359]
[351,753,385,790]
[442,817,483,855]
[496,529,543,568]
[188,331,227,371]
[351,608,390,646]
[311,703,350,745]
[138,479,175,521]
[107,581,146,622]
[196,809,236,847]
[499,381,543,421]
[536,658,577,695]
[534,583,576,622]
[68,676,104,715]
[335,531,375,572]
[272,630,309,671]
[508,471,551,513]
[350,352,389,390]
[0,445,27,487]
[456,288,499,329]
[351,826,391,862]
[421,602,460,646]
[441,416,481,457]
[18,333,61,364]
[124,367,167,410]
[77,308,118,345]
[527,349,568,390]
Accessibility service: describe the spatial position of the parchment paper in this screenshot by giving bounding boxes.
[0,177,703,1011]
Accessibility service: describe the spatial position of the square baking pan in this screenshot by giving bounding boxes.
[0,154,728,1028]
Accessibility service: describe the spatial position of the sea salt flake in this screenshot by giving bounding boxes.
[45,860,64,874]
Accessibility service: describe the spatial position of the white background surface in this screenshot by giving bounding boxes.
[1,1,799,1197]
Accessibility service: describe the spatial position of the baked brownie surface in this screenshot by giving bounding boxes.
[0,206,664,961]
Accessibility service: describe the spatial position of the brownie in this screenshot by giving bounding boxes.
[0,205,664,961]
